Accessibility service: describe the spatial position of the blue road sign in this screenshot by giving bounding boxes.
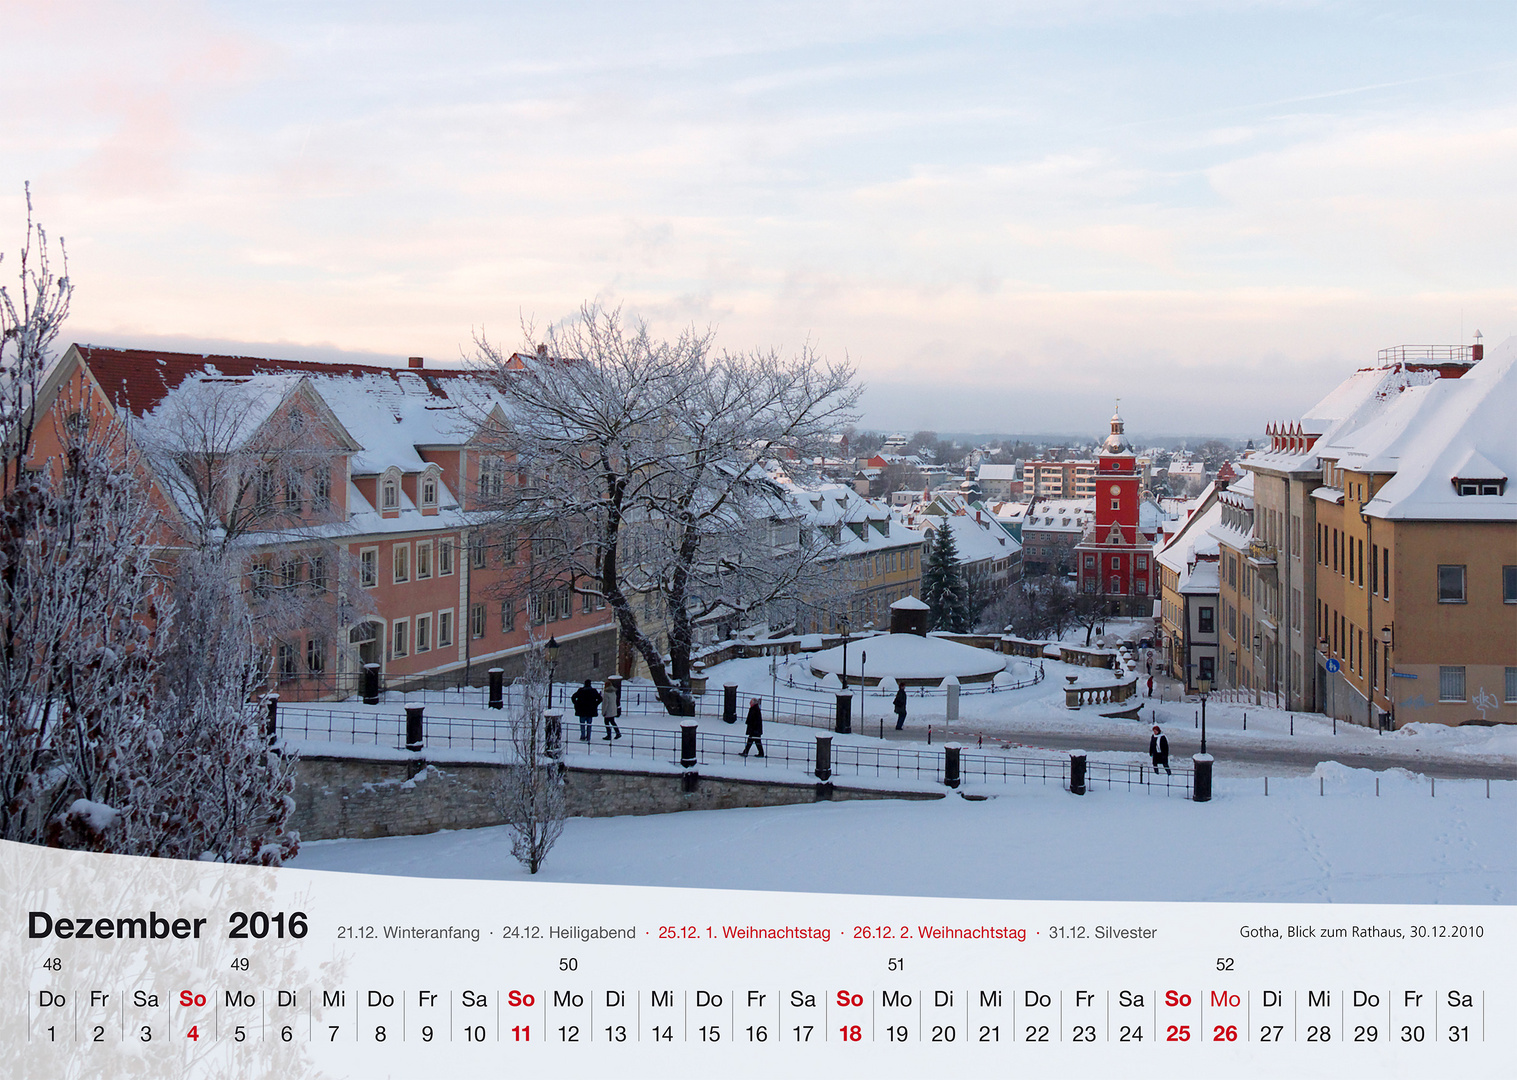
[1325,657,1341,673]
[1392,671,1419,679]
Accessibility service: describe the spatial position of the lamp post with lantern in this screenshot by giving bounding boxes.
[545,636,561,709]
[1197,678,1210,755]
[1381,624,1394,731]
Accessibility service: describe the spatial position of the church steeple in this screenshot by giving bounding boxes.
[1101,399,1132,455]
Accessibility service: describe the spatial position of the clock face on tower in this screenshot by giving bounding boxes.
[1109,484,1121,495]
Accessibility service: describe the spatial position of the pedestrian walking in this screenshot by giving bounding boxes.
[1149,725,1170,774]
[741,697,765,757]
[1146,674,1154,698]
[893,686,908,731]
[601,679,621,740]
[570,679,603,742]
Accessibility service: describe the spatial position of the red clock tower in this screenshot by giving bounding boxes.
[1075,405,1152,614]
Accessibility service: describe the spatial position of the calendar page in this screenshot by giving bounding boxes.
[5,840,1508,1079]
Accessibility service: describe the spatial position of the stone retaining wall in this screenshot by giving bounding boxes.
[291,756,943,842]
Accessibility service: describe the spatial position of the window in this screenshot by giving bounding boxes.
[311,468,331,512]
[1456,479,1506,496]
[279,559,301,590]
[308,554,327,592]
[439,538,454,576]
[421,475,437,508]
[393,544,410,584]
[391,619,409,658]
[276,641,296,682]
[1228,556,1236,587]
[251,560,271,599]
[1438,666,1465,702]
[471,534,487,568]
[1110,500,1119,511]
[359,548,378,588]
[1382,547,1390,599]
[381,479,398,510]
[1136,556,1147,570]
[1437,564,1466,603]
[1505,566,1517,604]
[1110,556,1120,570]
[1084,555,1095,569]
[471,603,485,639]
[1227,605,1237,640]
[256,468,276,514]
[416,541,433,579]
[1506,667,1517,704]
[281,474,300,511]
[415,615,430,653]
[306,637,325,674]
[582,589,593,614]
[531,593,545,625]
[501,600,516,633]
[437,610,453,648]
[1198,656,1214,682]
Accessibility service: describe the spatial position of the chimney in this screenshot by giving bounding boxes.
[408,356,424,369]
[1473,343,1483,362]
[536,343,549,359]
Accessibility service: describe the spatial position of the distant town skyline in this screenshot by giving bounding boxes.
[6,2,1516,434]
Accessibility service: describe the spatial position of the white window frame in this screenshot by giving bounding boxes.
[501,599,516,633]
[393,543,410,584]
[1438,665,1465,702]
[438,537,454,576]
[470,603,485,640]
[437,608,454,648]
[415,614,431,653]
[391,618,409,658]
[359,547,378,588]
[416,539,433,580]
[381,479,399,510]
[421,471,439,508]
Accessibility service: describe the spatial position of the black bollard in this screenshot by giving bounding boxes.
[544,712,562,759]
[680,722,698,769]
[723,683,738,724]
[943,743,961,789]
[405,705,424,752]
[488,668,504,710]
[814,734,832,782]
[362,663,381,705]
[265,694,279,743]
[1192,753,1213,802]
[1069,750,1087,796]
[834,692,852,735]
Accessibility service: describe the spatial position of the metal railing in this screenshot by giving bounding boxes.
[273,707,1193,796]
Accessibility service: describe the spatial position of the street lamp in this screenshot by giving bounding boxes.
[838,615,852,693]
[545,636,560,708]
[1197,678,1210,754]
[860,649,867,730]
[1381,624,1394,731]
[1252,630,1262,707]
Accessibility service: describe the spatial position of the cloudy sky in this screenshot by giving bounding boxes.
[4,1,1515,436]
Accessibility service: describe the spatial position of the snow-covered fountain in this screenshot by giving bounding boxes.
[806,596,1007,687]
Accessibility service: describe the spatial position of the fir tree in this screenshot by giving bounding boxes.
[922,522,971,632]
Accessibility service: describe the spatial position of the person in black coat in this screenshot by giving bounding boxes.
[893,686,908,730]
[570,679,602,742]
[1149,725,1170,774]
[742,698,765,757]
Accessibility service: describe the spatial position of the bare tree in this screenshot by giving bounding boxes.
[489,645,565,875]
[134,376,372,693]
[474,305,859,714]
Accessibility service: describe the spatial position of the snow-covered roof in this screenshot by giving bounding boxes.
[976,464,1021,481]
[1341,341,1517,522]
[1156,488,1222,574]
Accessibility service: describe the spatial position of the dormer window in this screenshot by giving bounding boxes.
[421,475,438,508]
[1455,478,1505,496]
[382,480,398,510]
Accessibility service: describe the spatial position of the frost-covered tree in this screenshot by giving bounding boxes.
[0,192,298,862]
[474,305,858,714]
[922,523,971,632]
[133,375,372,692]
[489,646,565,875]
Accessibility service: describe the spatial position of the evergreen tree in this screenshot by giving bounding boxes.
[922,522,971,632]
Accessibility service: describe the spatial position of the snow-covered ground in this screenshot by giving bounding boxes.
[290,763,1516,905]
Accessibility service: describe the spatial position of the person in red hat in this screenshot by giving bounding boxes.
[1148,725,1170,775]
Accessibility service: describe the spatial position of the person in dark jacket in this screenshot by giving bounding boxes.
[893,686,908,730]
[1149,725,1170,774]
[741,698,765,757]
[570,679,602,742]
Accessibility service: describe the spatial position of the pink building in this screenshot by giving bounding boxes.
[47,345,617,699]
